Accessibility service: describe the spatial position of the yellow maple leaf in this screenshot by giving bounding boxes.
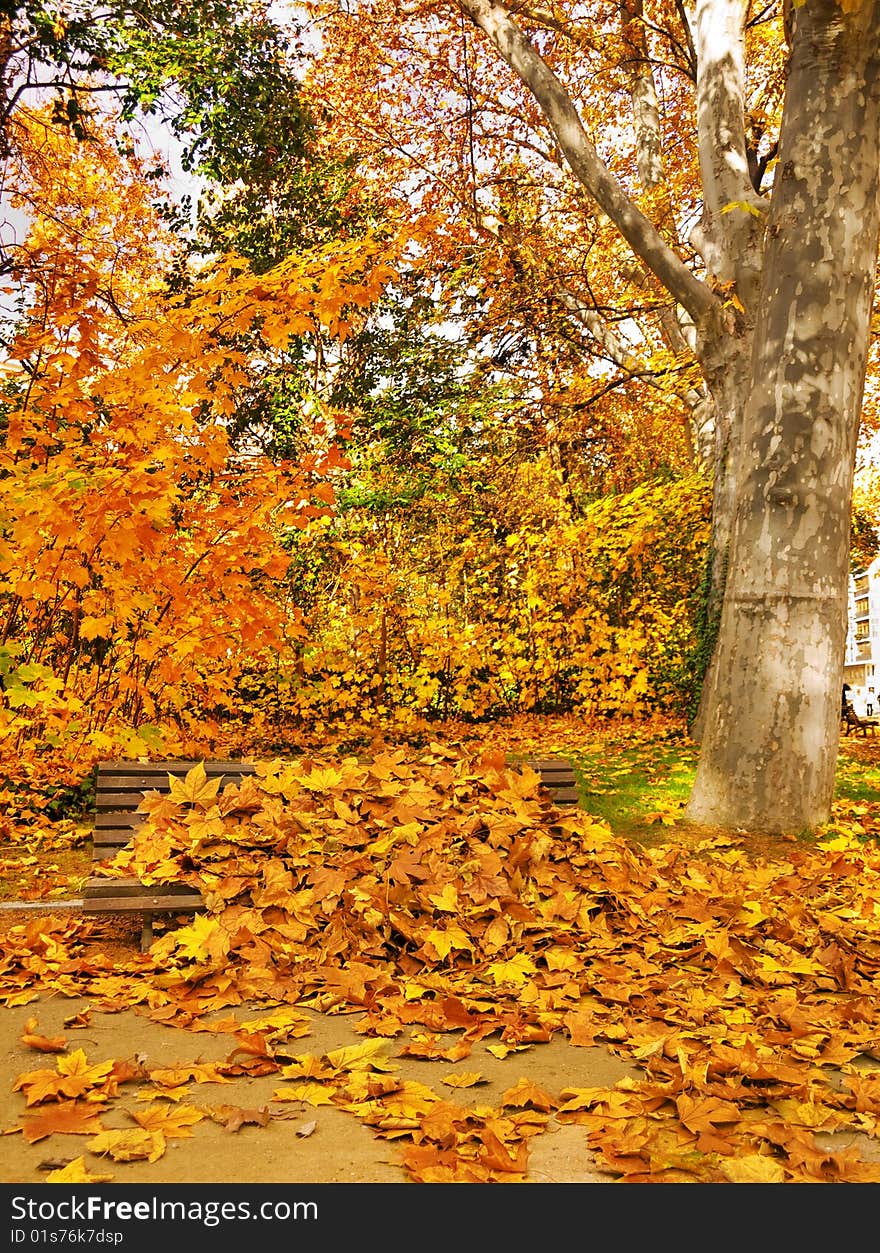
[298,766,343,791]
[147,1063,231,1088]
[46,1156,114,1183]
[720,1154,785,1183]
[325,1040,395,1072]
[167,763,222,807]
[441,1072,487,1089]
[279,1055,336,1081]
[486,1042,531,1059]
[427,883,459,912]
[131,1104,205,1137]
[88,1128,166,1162]
[238,1008,312,1037]
[272,1083,337,1106]
[423,926,474,960]
[500,1078,555,1111]
[14,1049,114,1106]
[487,954,537,986]
[172,913,230,964]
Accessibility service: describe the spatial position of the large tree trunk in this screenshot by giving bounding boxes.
[685,0,880,831]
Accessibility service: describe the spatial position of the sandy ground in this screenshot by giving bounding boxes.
[0,914,638,1187]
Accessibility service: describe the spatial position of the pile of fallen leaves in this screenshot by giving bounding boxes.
[3,743,880,1182]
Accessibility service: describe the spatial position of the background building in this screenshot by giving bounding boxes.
[844,555,880,716]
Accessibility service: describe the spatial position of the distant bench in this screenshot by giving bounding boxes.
[84,756,580,946]
[842,705,879,737]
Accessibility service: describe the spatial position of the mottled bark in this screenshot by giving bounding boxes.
[685,0,880,830]
[620,0,665,193]
[619,0,717,470]
[685,0,765,665]
[688,0,766,311]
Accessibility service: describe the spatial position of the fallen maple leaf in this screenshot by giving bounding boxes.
[20,1101,106,1144]
[167,763,223,807]
[205,1104,271,1132]
[131,1104,205,1138]
[147,1063,232,1088]
[62,1012,91,1030]
[478,1126,529,1176]
[88,1128,166,1163]
[500,1078,556,1111]
[676,1093,741,1134]
[485,1042,531,1059]
[487,954,537,986]
[324,1040,395,1072]
[273,1084,337,1107]
[13,1050,115,1106]
[46,1156,114,1183]
[719,1154,786,1183]
[134,1085,193,1104]
[21,1017,67,1054]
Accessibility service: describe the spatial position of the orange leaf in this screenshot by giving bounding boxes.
[21,1018,67,1054]
[21,1101,106,1144]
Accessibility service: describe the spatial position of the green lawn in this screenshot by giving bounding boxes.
[564,731,880,847]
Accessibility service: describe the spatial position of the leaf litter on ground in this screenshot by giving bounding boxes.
[2,729,880,1182]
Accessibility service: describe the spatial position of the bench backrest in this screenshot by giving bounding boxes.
[93,755,579,863]
[93,759,256,863]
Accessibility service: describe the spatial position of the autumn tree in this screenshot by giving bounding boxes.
[0,104,397,791]
[304,0,880,832]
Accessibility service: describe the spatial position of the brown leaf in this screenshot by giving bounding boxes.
[62,1012,91,1030]
[206,1104,271,1132]
[21,1018,67,1054]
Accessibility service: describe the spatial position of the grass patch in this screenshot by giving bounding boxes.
[567,730,880,851]
[834,754,880,804]
[569,737,699,842]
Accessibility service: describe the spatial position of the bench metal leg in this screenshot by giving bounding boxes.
[140,913,154,952]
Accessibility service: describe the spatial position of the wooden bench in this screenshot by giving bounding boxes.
[842,705,879,736]
[84,759,257,948]
[84,755,580,946]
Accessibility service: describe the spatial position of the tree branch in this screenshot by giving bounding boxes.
[457,0,719,326]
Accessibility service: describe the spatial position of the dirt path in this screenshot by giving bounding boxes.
[0,905,642,1186]
[0,988,636,1186]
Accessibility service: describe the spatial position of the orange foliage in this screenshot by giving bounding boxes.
[0,107,398,801]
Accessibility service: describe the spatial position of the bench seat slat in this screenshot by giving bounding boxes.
[97,759,255,773]
[84,876,197,896]
[82,893,204,913]
[542,786,579,803]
